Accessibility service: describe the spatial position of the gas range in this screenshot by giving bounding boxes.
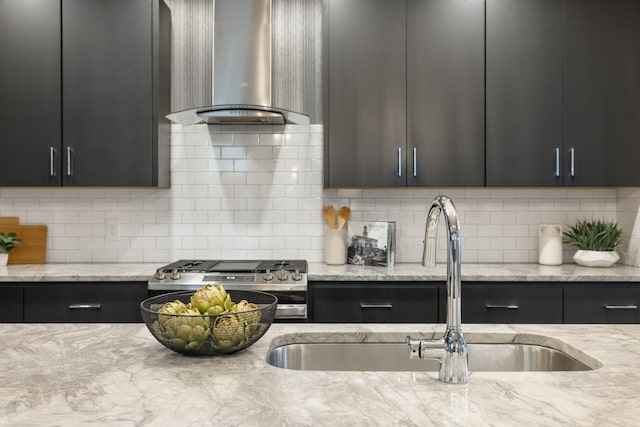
[148,259,308,292]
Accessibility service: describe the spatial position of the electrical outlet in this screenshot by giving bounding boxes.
[106,218,120,241]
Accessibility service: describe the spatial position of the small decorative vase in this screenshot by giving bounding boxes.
[573,250,620,268]
[0,253,8,266]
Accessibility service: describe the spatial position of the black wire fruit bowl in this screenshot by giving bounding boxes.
[141,289,277,356]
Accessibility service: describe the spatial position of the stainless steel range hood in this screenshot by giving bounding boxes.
[167,0,310,126]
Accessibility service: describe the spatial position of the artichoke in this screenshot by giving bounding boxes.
[157,306,211,351]
[190,284,229,315]
[157,299,188,328]
[232,299,261,335]
[211,314,248,350]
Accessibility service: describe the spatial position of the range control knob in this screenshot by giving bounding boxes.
[277,269,288,281]
[263,269,274,281]
[292,269,303,281]
[170,269,181,280]
[155,269,166,280]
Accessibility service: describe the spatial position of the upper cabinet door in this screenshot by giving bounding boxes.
[407,0,485,187]
[486,0,564,187]
[62,0,154,186]
[324,0,407,187]
[565,0,640,186]
[0,0,61,186]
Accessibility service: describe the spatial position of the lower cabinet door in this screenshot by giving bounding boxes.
[24,282,148,323]
[564,286,640,324]
[461,284,563,323]
[311,282,440,323]
[0,285,23,322]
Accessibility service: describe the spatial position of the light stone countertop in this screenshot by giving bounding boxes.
[308,262,640,282]
[1,262,640,283]
[1,322,639,426]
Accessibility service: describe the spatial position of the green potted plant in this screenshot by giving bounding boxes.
[0,232,21,265]
[563,219,624,267]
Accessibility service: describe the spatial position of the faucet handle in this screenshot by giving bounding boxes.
[406,335,422,359]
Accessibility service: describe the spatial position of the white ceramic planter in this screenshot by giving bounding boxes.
[573,250,620,267]
[0,253,8,266]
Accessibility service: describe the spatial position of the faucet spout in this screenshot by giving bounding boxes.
[409,195,468,384]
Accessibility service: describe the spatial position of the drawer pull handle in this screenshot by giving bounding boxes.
[360,303,393,309]
[485,304,519,310]
[68,304,102,310]
[604,305,637,310]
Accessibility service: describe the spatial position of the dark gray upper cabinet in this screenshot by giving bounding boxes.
[486,0,564,187]
[0,0,62,186]
[324,0,484,188]
[407,0,485,187]
[0,0,170,187]
[564,0,640,186]
[324,0,407,187]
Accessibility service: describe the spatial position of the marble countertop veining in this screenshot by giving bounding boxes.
[0,263,160,282]
[1,322,640,426]
[307,262,640,282]
[1,262,640,283]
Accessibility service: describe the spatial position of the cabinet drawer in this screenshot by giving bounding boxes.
[24,283,147,323]
[461,284,562,324]
[311,283,439,323]
[0,285,23,322]
[565,286,640,324]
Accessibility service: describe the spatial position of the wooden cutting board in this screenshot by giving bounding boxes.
[0,217,20,227]
[0,217,47,264]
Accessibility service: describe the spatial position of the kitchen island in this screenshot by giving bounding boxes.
[2,322,639,426]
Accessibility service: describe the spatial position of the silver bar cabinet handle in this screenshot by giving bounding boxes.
[360,303,393,309]
[49,147,56,177]
[68,303,102,310]
[413,147,417,177]
[397,147,402,177]
[604,305,637,310]
[485,304,519,310]
[554,148,560,177]
[67,146,73,176]
[570,147,575,177]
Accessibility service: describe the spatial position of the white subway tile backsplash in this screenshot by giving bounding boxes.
[234,133,260,146]
[1,124,637,264]
[259,133,285,146]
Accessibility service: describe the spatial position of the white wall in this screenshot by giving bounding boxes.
[0,125,632,265]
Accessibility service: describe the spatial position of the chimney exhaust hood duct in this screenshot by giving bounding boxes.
[167,0,310,126]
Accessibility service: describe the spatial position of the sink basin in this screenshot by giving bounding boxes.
[266,333,601,372]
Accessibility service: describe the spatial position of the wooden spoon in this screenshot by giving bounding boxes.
[337,206,351,230]
[322,205,336,229]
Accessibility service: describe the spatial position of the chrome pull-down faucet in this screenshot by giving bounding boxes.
[406,195,468,384]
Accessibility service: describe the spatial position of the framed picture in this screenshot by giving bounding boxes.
[347,221,396,267]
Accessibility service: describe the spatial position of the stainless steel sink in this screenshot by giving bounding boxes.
[266,333,601,372]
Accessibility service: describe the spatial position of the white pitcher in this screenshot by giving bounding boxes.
[538,224,563,265]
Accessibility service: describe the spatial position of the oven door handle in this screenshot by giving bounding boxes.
[275,304,307,319]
